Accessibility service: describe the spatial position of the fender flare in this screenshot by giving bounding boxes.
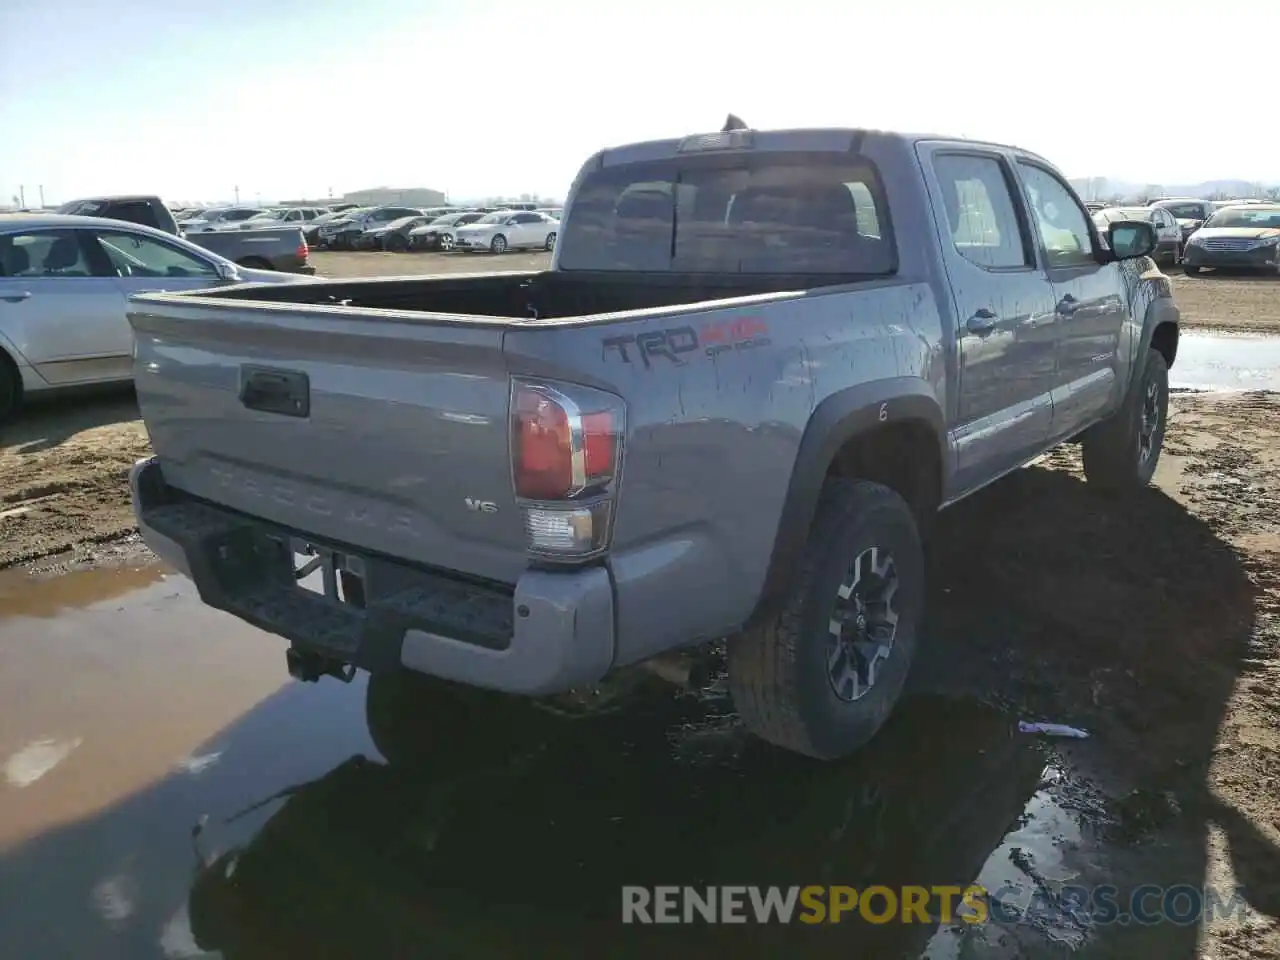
[744,377,947,629]
[1121,295,1179,400]
[1139,295,1179,363]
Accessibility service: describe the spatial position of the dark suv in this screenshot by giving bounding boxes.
[56,195,179,235]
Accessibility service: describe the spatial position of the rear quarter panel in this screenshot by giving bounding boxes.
[514,133,956,662]
[503,279,947,665]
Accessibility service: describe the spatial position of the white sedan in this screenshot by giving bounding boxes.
[0,213,317,419]
[452,211,559,254]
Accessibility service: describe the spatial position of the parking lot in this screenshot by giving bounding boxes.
[1,255,1278,958]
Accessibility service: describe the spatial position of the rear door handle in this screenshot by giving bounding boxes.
[1057,294,1080,317]
[966,309,998,335]
[1,291,32,303]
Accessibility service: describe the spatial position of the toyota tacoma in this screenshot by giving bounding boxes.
[125,119,1178,758]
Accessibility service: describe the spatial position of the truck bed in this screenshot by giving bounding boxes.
[202,269,844,321]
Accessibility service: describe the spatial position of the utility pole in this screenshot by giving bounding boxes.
[39,185,45,207]
[17,185,25,208]
[234,185,240,203]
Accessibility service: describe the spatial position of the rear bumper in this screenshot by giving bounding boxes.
[129,457,615,695]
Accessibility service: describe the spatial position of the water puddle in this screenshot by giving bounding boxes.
[0,564,1193,958]
[0,566,288,850]
[0,563,166,619]
[1174,331,1280,392]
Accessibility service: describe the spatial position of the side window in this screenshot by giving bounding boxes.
[0,230,94,277]
[515,213,539,224]
[1016,163,1095,268]
[93,231,219,279]
[933,154,1032,269]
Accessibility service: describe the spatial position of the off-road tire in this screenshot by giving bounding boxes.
[728,479,924,760]
[1081,347,1169,493]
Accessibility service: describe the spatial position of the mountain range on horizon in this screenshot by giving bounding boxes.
[1069,176,1280,201]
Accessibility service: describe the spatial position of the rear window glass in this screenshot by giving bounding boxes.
[558,153,895,274]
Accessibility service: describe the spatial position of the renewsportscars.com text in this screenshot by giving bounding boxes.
[621,884,1250,926]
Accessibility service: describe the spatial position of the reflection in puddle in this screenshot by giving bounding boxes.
[177,676,1087,958]
[1174,332,1280,392]
[3,737,83,788]
[924,764,1099,956]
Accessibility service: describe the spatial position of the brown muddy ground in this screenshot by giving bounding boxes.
[922,392,1280,958]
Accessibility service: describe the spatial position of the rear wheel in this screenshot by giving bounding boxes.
[728,479,924,759]
[1081,347,1169,493]
[386,233,408,252]
[490,234,508,254]
[544,232,556,252]
[440,234,455,251]
[236,256,272,270]
[1183,264,1202,276]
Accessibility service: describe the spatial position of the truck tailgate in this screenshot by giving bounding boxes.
[127,297,527,585]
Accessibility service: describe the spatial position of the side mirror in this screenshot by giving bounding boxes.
[215,261,240,281]
[1107,221,1157,260]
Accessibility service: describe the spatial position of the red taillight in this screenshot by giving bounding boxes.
[297,240,310,261]
[512,382,621,500]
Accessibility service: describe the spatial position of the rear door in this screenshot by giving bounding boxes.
[0,228,131,384]
[511,212,540,246]
[919,145,1060,494]
[1014,161,1127,442]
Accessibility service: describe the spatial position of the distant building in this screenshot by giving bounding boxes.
[341,186,447,207]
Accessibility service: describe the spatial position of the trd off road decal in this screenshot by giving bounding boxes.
[603,317,771,369]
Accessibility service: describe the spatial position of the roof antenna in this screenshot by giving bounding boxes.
[722,113,748,132]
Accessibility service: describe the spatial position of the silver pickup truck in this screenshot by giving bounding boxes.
[126,122,1177,759]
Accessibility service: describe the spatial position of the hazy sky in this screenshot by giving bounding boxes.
[2,0,1276,206]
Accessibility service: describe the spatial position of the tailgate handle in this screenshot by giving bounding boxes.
[239,367,310,418]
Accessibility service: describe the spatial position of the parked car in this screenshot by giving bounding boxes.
[187,227,316,274]
[1146,197,1215,244]
[453,210,558,253]
[180,206,265,233]
[1182,203,1280,276]
[319,206,423,250]
[124,123,1174,761]
[56,195,180,235]
[408,212,486,251]
[304,208,366,247]
[347,214,436,252]
[0,214,317,418]
[1092,205,1181,264]
[230,207,330,230]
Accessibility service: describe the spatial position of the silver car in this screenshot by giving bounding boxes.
[0,213,318,418]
